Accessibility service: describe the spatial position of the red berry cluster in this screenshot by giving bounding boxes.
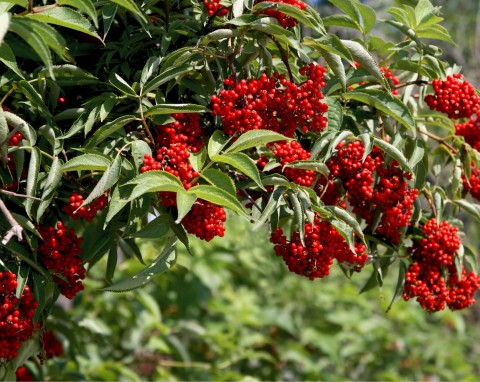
[380,66,400,95]
[454,111,480,151]
[211,64,328,137]
[181,200,227,241]
[325,142,418,244]
[256,0,307,28]
[9,132,23,146]
[43,330,63,358]
[261,140,315,186]
[403,219,480,312]
[154,113,205,153]
[37,222,85,299]
[463,166,480,201]
[63,191,108,221]
[0,271,38,361]
[16,366,34,382]
[204,0,228,16]
[270,217,367,280]
[424,74,480,119]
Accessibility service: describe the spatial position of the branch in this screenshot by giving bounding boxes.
[419,129,458,154]
[268,35,294,82]
[0,198,23,245]
[0,189,41,201]
[394,79,429,90]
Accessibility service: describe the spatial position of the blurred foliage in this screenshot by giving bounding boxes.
[23,215,480,381]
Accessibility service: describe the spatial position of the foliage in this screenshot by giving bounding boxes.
[1,0,480,377]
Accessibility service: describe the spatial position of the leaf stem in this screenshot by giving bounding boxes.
[0,198,23,244]
[419,129,458,154]
[268,35,294,82]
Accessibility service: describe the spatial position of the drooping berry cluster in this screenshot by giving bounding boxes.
[454,111,480,151]
[153,113,205,153]
[325,141,418,244]
[211,64,328,137]
[380,66,400,95]
[42,330,63,358]
[15,366,34,381]
[256,0,307,28]
[63,191,108,221]
[204,0,228,16]
[37,222,85,299]
[181,200,227,241]
[403,219,480,312]
[424,74,480,119]
[463,166,480,201]
[270,217,368,280]
[260,140,316,187]
[0,271,38,361]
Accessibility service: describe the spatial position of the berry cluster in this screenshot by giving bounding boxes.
[380,66,400,95]
[63,191,108,221]
[153,113,205,153]
[424,74,480,119]
[325,142,418,244]
[260,140,316,187]
[403,219,480,312]
[16,366,34,381]
[181,200,227,241]
[270,217,367,280]
[0,271,38,361]
[256,0,307,28]
[43,330,63,358]
[204,0,228,16]
[463,166,480,201]
[9,132,23,146]
[37,222,85,299]
[211,64,328,137]
[454,111,480,151]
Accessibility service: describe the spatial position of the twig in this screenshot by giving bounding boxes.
[394,79,429,90]
[419,129,458,154]
[239,188,263,212]
[0,198,23,244]
[139,99,156,144]
[0,189,41,201]
[268,35,294,82]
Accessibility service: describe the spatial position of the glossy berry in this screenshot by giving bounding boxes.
[181,200,227,241]
[455,111,480,151]
[15,366,34,382]
[463,166,480,201]
[154,113,205,153]
[204,0,228,16]
[0,271,38,361]
[424,74,480,119]
[256,0,307,28]
[43,330,63,358]
[63,191,109,222]
[380,66,400,95]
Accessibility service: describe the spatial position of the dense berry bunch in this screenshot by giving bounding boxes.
[270,217,368,280]
[0,271,38,361]
[380,66,400,95]
[63,191,108,221]
[37,222,85,299]
[181,200,226,241]
[204,0,228,16]
[211,64,328,137]
[43,330,63,358]
[265,140,315,186]
[424,74,480,119]
[154,113,205,153]
[256,0,306,28]
[454,111,480,151]
[403,219,480,312]
[15,366,34,381]
[325,142,418,244]
[463,166,480,201]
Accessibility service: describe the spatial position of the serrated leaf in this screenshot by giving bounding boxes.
[36,157,63,220]
[142,63,193,96]
[324,97,343,130]
[104,183,133,225]
[84,115,135,148]
[342,89,415,133]
[126,170,184,201]
[356,2,376,34]
[373,137,413,173]
[201,168,237,196]
[25,6,100,40]
[211,152,265,190]
[109,0,148,24]
[60,154,112,172]
[176,192,197,223]
[58,0,98,27]
[319,48,347,92]
[358,133,372,162]
[145,104,208,117]
[253,186,286,230]
[127,214,171,239]
[386,260,407,312]
[103,236,177,292]
[3,111,36,145]
[140,56,161,90]
[17,80,52,119]
[323,14,360,30]
[233,0,244,17]
[0,12,9,45]
[208,130,231,158]
[0,41,24,78]
[227,129,288,153]
[131,140,152,173]
[190,148,207,173]
[0,108,7,164]
[201,29,240,44]
[325,206,365,244]
[283,160,329,178]
[328,0,361,25]
[187,185,247,216]
[105,244,118,284]
[407,139,426,168]
[25,147,40,218]
[453,199,480,223]
[109,72,137,97]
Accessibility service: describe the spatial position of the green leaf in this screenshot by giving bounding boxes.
[208,130,231,158]
[105,244,118,284]
[253,186,286,230]
[145,104,208,117]
[60,154,112,172]
[58,0,98,27]
[17,80,52,119]
[453,199,480,223]
[342,89,415,133]
[227,129,288,153]
[127,214,171,239]
[283,160,329,178]
[142,63,193,96]
[188,185,247,216]
[126,170,184,201]
[25,147,41,218]
[211,152,265,190]
[36,156,64,221]
[190,148,207,173]
[25,6,100,40]
[140,56,161,91]
[373,137,413,173]
[325,97,343,130]
[104,183,134,225]
[386,260,407,312]
[407,139,426,168]
[0,108,7,164]
[175,192,197,223]
[341,40,390,90]
[84,115,136,148]
[108,0,148,24]
[417,24,455,44]
[103,236,177,292]
[39,64,98,86]
[82,154,122,206]
[0,41,24,78]
[3,111,36,145]
[356,2,376,34]
[325,206,365,244]
[323,14,360,30]
[328,0,360,25]
[201,168,237,196]
[109,73,137,97]
[130,140,152,173]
